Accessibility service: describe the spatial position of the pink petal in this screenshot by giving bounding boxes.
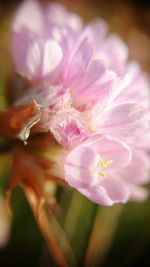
[109,72,133,102]
[46,3,83,31]
[70,61,115,109]
[100,103,148,137]
[65,146,99,187]
[89,135,132,167]
[129,185,149,201]
[11,35,63,80]
[64,37,93,84]
[78,185,114,206]
[80,59,106,89]
[43,40,63,74]
[12,0,44,35]
[65,165,99,188]
[101,176,130,203]
[83,19,108,47]
[101,34,128,73]
[119,150,150,185]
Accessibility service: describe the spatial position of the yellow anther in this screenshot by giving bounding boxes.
[107,160,113,166]
[98,171,107,177]
[98,160,107,168]
[98,159,113,168]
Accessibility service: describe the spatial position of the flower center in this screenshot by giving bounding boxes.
[97,159,113,178]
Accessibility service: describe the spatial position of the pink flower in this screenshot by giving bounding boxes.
[62,136,148,205]
[9,1,150,205]
[64,135,132,205]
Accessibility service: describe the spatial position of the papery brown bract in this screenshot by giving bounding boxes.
[0,101,40,141]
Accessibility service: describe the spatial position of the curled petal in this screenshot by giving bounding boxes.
[50,111,88,148]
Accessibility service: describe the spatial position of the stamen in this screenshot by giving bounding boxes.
[97,159,113,178]
[98,159,113,168]
[98,171,107,177]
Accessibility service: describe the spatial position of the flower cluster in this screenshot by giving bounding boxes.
[9,0,150,205]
